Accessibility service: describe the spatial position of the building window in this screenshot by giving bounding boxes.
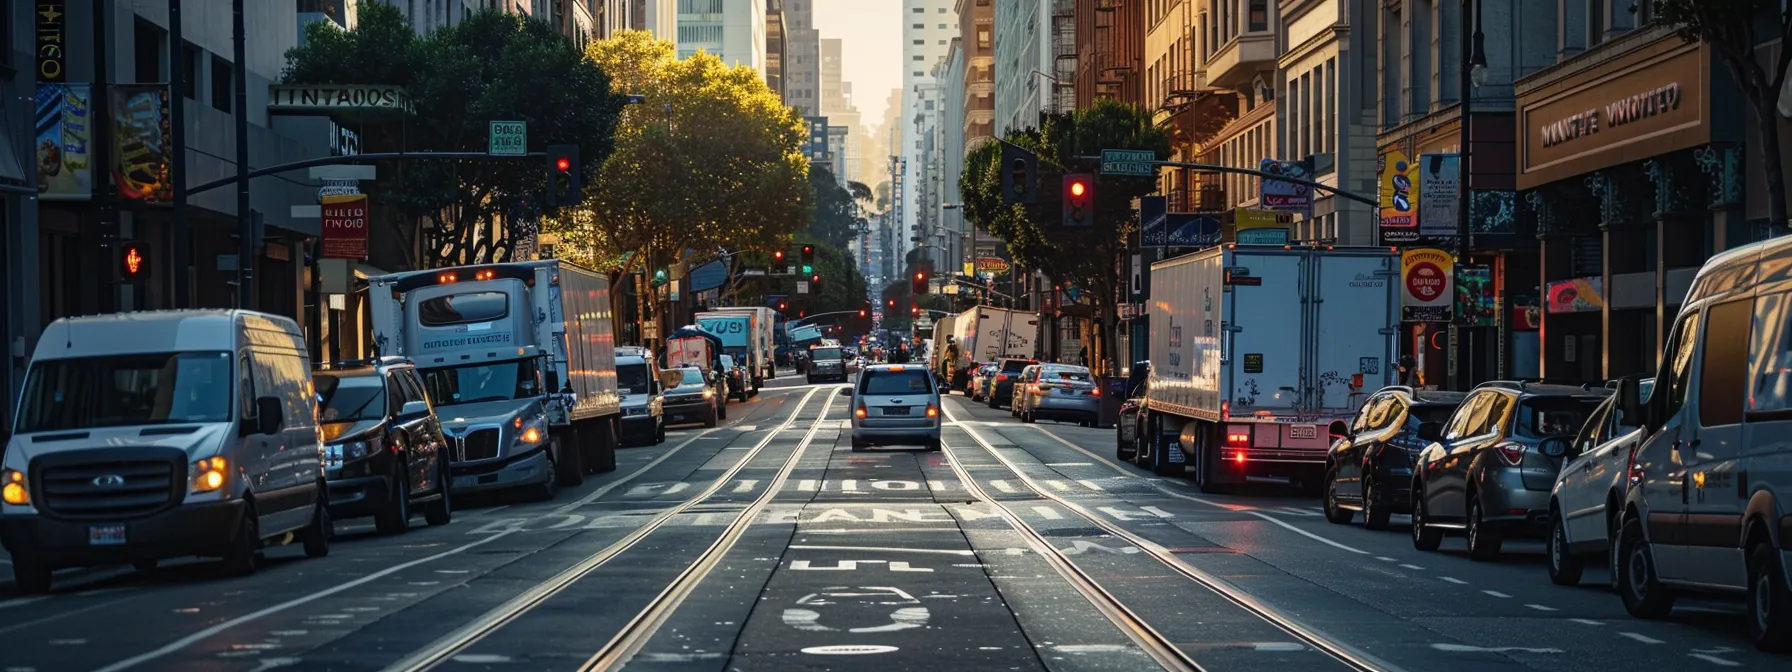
[913,23,924,28]
[1249,0,1268,32]
[181,42,201,100]
[914,71,924,76]
[913,7,924,12]
[914,39,924,45]
[211,55,233,113]
[134,18,167,84]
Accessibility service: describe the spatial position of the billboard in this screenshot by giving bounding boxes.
[320,194,369,259]
[1401,248,1454,322]
[1547,277,1604,314]
[1455,264,1496,327]
[1379,151,1420,245]
[110,85,171,203]
[1258,158,1313,212]
[1418,154,1461,243]
[35,83,92,200]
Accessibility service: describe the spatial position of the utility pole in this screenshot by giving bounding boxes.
[93,0,117,314]
[169,0,190,308]
[233,0,253,309]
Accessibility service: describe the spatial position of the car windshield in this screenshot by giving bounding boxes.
[617,364,650,394]
[315,372,386,422]
[1523,396,1607,437]
[861,369,932,395]
[419,358,540,407]
[811,347,843,361]
[15,352,233,432]
[1001,360,1035,373]
[679,368,706,386]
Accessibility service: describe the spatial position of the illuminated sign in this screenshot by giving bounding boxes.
[120,242,148,279]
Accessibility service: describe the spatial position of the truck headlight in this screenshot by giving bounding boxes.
[518,416,548,445]
[191,456,230,493]
[702,387,715,399]
[3,468,28,505]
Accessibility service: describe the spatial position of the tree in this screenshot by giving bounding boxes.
[960,99,1170,372]
[796,233,870,316]
[282,5,624,269]
[805,166,864,250]
[560,30,811,276]
[1658,0,1791,229]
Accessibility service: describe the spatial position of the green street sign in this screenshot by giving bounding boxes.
[489,121,527,156]
[1100,149,1156,176]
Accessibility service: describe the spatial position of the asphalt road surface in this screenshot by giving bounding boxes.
[0,371,1781,671]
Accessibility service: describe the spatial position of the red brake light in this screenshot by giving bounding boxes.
[1496,442,1526,466]
[1225,428,1250,447]
[1233,450,1248,463]
[997,374,1009,381]
[855,403,867,419]
[1091,386,1101,397]
[926,405,938,418]
[1626,443,1644,484]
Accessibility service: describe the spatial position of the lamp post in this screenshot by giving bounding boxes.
[1457,0,1488,260]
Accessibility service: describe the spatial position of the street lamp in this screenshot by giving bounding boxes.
[1456,0,1489,261]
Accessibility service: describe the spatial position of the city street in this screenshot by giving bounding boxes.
[0,372,1777,672]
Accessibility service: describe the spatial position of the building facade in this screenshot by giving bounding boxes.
[1275,0,1376,246]
[597,0,679,41]
[764,0,786,98]
[676,0,766,78]
[992,0,1053,134]
[901,0,957,263]
[782,0,818,116]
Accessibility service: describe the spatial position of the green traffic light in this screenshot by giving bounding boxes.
[801,265,813,274]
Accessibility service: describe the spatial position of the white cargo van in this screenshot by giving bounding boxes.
[1,310,330,593]
[1611,234,1792,651]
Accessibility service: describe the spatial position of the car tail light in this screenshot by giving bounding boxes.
[1091,386,1101,397]
[926,405,939,418]
[1221,401,1230,420]
[1225,428,1250,447]
[1626,443,1644,484]
[1233,450,1247,463]
[1496,442,1526,466]
[997,374,1009,381]
[854,403,867,419]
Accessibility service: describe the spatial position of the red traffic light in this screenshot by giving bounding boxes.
[858,309,868,318]
[774,250,786,261]
[555,157,571,172]
[915,272,925,281]
[777,300,789,311]
[1070,180,1086,197]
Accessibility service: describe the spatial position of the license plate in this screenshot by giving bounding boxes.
[1289,425,1317,439]
[89,524,127,546]
[885,406,910,416]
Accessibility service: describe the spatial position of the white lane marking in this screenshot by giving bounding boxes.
[1431,643,1563,654]
[1375,556,1398,562]
[1570,619,1604,626]
[1032,506,1064,520]
[451,654,513,663]
[1244,511,1373,555]
[1440,577,1468,585]
[733,479,759,493]
[1044,462,1093,467]
[1399,564,1425,570]
[1142,506,1174,519]
[990,479,1018,493]
[1618,633,1665,644]
[1053,644,1133,653]
[928,480,947,491]
[1689,654,1741,667]
[795,479,817,491]
[550,419,738,515]
[802,527,965,534]
[89,530,519,672]
[1078,480,1106,492]
[842,479,859,492]
[245,658,301,672]
[786,545,976,556]
[1524,604,1557,612]
[1253,642,1307,652]
[1483,590,1512,598]
[1278,507,1319,517]
[663,482,691,496]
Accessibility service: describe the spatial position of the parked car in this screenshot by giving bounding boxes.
[661,366,721,428]
[719,354,750,403]
[1016,364,1101,426]
[1546,378,1654,586]
[1605,233,1792,650]
[615,347,666,446]
[314,358,453,535]
[1116,379,1150,460]
[967,364,996,401]
[1323,386,1467,530]
[1409,381,1604,560]
[985,358,1038,409]
[847,364,947,451]
[1,310,331,594]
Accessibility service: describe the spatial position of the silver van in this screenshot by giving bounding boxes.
[1611,234,1792,651]
[1,310,330,593]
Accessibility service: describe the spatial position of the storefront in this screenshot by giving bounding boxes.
[1516,27,1747,382]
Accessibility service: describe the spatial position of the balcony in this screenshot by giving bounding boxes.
[1203,32,1277,91]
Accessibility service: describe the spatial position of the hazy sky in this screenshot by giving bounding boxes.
[812,0,901,129]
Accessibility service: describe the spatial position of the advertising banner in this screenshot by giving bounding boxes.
[974,257,1011,275]
[1233,207,1289,245]
[1139,195,1167,247]
[1454,264,1496,327]
[1165,213,1221,247]
[1379,151,1420,245]
[110,84,171,203]
[35,82,91,200]
[1401,248,1454,322]
[1546,277,1604,314]
[320,194,369,259]
[1418,154,1460,242]
[1258,158,1312,212]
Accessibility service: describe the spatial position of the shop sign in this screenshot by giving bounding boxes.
[268,85,413,113]
[1379,151,1420,245]
[1165,213,1222,247]
[1401,248,1454,322]
[36,1,67,83]
[1417,154,1460,243]
[1233,207,1289,245]
[1546,277,1604,314]
[1517,40,1706,190]
[1511,303,1543,331]
[110,85,172,203]
[35,83,92,200]
[1258,159,1313,212]
[974,257,1011,275]
[1540,83,1682,148]
[321,194,369,259]
[1455,264,1495,327]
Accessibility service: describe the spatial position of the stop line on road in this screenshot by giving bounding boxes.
[614,477,1120,498]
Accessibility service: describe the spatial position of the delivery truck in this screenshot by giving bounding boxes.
[367,260,622,500]
[695,310,766,393]
[1134,246,1398,493]
[700,306,775,386]
[954,306,1039,388]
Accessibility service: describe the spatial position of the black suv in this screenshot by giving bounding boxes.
[314,358,453,535]
[1323,387,1466,530]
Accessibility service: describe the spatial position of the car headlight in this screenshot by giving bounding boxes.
[3,468,28,505]
[191,456,230,493]
[702,387,715,399]
[518,416,548,445]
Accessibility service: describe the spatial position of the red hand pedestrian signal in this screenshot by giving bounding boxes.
[119,242,149,281]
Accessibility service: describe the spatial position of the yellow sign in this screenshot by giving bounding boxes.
[1233,208,1287,231]
[1401,248,1454,322]
[1379,150,1419,238]
[963,262,976,276]
[974,257,1011,274]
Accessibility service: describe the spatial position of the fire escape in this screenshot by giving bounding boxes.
[1050,0,1077,112]
[1092,0,1130,102]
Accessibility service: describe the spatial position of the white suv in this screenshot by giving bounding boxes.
[847,365,946,451]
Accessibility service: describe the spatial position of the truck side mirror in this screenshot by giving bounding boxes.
[400,400,431,419]
[256,396,284,435]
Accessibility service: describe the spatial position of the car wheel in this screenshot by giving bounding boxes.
[1362,474,1392,531]
[1548,509,1584,586]
[1322,467,1354,525]
[1749,541,1792,651]
[375,467,412,535]
[1466,497,1503,561]
[1115,424,1135,460]
[425,457,454,527]
[851,437,867,452]
[221,506,260,577]
[655,420,667,444]
[1617,517,1676,619]
[531,443,562,502]
[302,498,331,558]
[1410,484,1443,551]
[11,556,53,595]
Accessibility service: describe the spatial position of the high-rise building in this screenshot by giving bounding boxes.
[783,1,820,115]
[765,1,788,99]
[597,0,679,41]
[902,0,958,262]
[676,0,768,82]
[818,39,863,187]
[993,0,1053,135]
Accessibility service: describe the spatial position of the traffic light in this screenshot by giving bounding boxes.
[1063,174,1094,227]
[912,270,929,295]
[858,308,868,319]
[119,241,149,282]
[546,144,581,207]
[809,272,823,291]
[887,298,896,309]
[777,299,789,312]
[1000,141,1038,204]
[910,303,920,317]
[801,244,814,266]
[773,249,786,263]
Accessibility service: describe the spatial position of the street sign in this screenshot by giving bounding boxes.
[797,280,810,295]
[488,121,527,156]
[1100,149,1156,176]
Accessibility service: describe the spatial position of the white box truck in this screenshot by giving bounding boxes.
[701,306,776,386]
[367,260,622,499]
[1136,246,1398,492]
[962,306,1040,365]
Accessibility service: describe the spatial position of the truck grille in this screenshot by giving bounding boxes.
[457,429,501,461]
[38,459,179,520]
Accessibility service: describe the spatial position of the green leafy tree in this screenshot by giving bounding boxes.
[1657,0,1792,228]
[960,99,1169,371]
[806,166,865,249]
[282,5,624,268]
[796,233,870,316]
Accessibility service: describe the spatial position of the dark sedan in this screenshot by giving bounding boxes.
[1323,386,1465,530]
